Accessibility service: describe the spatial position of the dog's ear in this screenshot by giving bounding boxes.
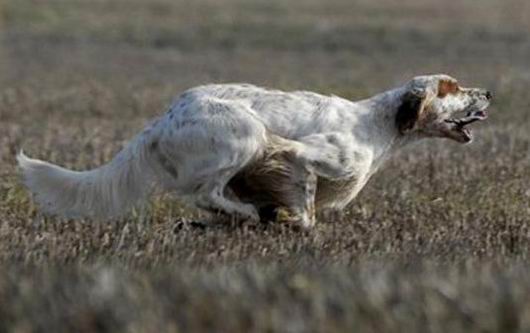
[396,87,427,134]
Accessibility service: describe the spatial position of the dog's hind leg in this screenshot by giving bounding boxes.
[194,169,260,223]
[231,140,318,229]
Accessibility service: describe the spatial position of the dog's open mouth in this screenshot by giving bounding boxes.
[444,108,488,142]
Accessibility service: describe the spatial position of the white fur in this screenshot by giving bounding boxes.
[17,133,156,219]
[18,74,490,227]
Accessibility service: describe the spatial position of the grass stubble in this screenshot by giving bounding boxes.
[0,0,529,332]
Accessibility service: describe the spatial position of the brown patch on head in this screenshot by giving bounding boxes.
[438,79,459,98]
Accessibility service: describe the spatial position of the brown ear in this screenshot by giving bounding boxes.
[396,89,425,134]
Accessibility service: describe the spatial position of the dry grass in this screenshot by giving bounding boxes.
[2,264,530,333]
[1,0,530,331]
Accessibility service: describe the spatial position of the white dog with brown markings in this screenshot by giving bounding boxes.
[18,74,492,228]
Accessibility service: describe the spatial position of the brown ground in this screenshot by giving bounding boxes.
[0,0,529,332]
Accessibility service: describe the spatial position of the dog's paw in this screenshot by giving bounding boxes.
[276,208,315,230]
[241,204,260,223]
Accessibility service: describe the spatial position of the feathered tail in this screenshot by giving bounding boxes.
[17,135,156,220]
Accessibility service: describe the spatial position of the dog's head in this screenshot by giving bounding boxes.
[396,74,492,143]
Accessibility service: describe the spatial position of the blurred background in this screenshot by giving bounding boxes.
[1,1,530,332]
[2,0,530,103]
[2,0,529,184]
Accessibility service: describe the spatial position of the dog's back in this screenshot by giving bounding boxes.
[181,84,346,139]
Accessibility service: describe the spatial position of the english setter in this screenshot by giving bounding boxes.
[18,74,492,228]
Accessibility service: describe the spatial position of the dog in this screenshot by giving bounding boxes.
[17,74,492,228]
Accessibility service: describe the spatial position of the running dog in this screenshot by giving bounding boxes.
[18,74,492,228]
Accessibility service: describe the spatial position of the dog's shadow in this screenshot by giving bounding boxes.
[172,205,346,235]
[172,205,308,235]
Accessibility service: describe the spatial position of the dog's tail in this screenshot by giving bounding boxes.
[17,134,157,220]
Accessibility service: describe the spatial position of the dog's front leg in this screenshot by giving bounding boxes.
[275,170,317,229]
[296,133,358,180]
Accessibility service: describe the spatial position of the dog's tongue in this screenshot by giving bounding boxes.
[469,110,488,119]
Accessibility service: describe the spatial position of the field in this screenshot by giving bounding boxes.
[1,0,530,331]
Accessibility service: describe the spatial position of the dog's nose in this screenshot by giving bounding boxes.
[485,90,493,100]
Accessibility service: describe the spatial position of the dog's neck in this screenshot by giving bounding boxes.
[354,87,423,167]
